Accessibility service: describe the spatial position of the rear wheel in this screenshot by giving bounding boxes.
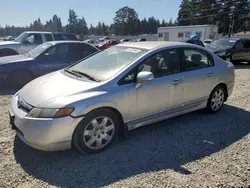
[206,85,226,114]
[6,70,33,89]
[73,109,119,154]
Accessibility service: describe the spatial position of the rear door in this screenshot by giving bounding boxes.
[179,47,217,107]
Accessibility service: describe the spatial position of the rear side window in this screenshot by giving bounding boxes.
[71,43,98,60]
[181,48,214,71]
[45,34,53,41]
[53,34,64,41]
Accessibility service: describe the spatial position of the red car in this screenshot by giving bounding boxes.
[97,40,120,50]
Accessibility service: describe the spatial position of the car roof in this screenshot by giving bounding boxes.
[45,41,89,45]
[117,41,194,50]
[24,31,52,34]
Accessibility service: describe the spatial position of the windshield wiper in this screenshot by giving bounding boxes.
[70,69,100,82]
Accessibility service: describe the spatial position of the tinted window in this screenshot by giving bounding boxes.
[42,44,71,61]
[53,33,77,41]
[45,34,53,41]
[242,40,250,48]
[111,41,118,45]
[24,34,42,44]
[119,49,180,85]
[53,34,63,40]
[72,43,98,60]
[234,40,243,49]
[181,48,214,71]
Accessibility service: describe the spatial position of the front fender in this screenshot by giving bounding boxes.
[0,44,21,54]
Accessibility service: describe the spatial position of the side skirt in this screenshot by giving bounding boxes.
[127,98,207,131]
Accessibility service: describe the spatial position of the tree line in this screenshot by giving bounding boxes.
[0,1,250,37]
[0,6,176,37]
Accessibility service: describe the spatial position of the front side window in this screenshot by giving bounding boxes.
[39,44,70,61]
[67,46,148,81]
[242,40,250,48]
[234,40,243,49]
[24,34,43,44]
[181,48,214,71]
[120,49,180,85]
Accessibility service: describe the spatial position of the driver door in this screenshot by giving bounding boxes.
[21,33,43,54]
[120,48,182,123]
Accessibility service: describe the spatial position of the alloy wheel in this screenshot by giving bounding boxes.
[211,89,225,111]
[83,116,115,150]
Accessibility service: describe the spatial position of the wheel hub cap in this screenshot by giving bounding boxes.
[83,116,115,150]
[211,89,224,111]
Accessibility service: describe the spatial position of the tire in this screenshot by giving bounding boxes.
[206,85,226,114]
[73,109,119,154]
[6,70,33,89]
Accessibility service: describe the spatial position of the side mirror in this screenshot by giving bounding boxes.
[136,71,154,89]
[136,71,154,83]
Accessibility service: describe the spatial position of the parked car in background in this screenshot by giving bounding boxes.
[0,41,98,88]
[0,31,78,57]
[96,39,120,50]
[9,41,234,154]
[132,38,147,42]
[83,39,98,45]
[98,36,111,42]
[120,38,131,43]
[207,38,250,64]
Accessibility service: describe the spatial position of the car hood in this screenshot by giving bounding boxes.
[0,55,33,65]
[19,70,104,107]
[0,41,20,46]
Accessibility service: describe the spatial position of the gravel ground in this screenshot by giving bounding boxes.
[0,64,249,188]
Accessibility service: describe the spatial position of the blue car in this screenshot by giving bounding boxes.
[0,41,99,88]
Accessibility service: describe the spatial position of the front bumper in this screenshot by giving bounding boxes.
[9,95,83,151]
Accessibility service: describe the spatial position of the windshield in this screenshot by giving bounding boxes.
[27,43,53,58]
[209,39,237,49]
[14,32,28,42]
[68,46,148,81]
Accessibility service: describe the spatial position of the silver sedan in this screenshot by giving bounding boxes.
[9,41,235,154]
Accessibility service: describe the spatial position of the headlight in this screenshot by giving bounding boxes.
[27,107,74,118]
[216,51,226,56]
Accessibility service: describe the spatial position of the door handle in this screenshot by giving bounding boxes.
[207,71,214,77]
[171,78,183,85]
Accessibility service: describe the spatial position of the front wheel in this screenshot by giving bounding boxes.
[73,109,119,154]
[206,85,226,114]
